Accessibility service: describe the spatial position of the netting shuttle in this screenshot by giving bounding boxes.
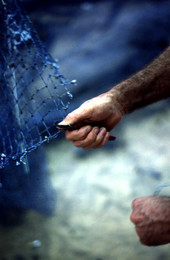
[55,124,116,141]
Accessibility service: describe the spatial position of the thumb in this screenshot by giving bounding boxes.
[58,105,90,126]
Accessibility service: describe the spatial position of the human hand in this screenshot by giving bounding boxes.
[58,92,123,150]
[130,196,170,246]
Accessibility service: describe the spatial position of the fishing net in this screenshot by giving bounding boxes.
[0,0,74,169]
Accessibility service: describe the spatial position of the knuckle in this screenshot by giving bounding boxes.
[77,131,87,140]
[74,144,82,148]
[93,143,103,149]
[87,135,96,143]
[83,147,90,151]
[78,130,95,145]
[96,134,104,143]
[95,133,105,145]
[65,135,71,141]
[73,140,84,148]
[65,132,73,141]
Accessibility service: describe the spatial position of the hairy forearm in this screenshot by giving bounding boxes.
[109,47,170,114]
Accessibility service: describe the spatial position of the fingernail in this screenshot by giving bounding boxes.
[94,127,100,135]
[59,120,71,126]
[58,120,65,125]
[84,126,92,133]
[99,127,106,136]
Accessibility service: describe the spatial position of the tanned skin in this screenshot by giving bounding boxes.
[59,47,170,150]
[111,46,170,114]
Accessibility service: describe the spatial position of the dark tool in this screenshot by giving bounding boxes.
[55,124,116,141]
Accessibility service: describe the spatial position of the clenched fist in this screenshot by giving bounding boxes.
[130,196,170,246]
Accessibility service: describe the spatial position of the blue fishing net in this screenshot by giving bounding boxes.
[0,0,74,169]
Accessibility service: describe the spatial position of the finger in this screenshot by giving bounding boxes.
[65,125,92,141]
[73,127,108,150]
[83,127,108,150]
[72,127,100,148]
[59,104,92,126]
[92,131,110,149]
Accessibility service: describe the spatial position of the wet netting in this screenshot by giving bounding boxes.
[0,0,74,169]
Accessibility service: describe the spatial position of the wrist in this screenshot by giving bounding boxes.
[109,47,170,115]
[107,81,134,115]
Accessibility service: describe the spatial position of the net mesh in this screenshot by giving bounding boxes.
[0,0,74,169]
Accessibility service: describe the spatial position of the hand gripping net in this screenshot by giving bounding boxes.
[0,0,74,169]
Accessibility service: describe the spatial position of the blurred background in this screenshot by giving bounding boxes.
[0,0,170,259]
